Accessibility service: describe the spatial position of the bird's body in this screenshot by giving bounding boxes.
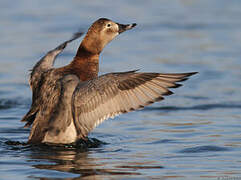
[22,18,197,144]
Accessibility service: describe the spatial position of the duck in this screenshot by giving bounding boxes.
[21,18,197,144]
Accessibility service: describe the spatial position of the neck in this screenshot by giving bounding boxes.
[75,44,99,59]
[79,32,103,55]
[62,45,100,81]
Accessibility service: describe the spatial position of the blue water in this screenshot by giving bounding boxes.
[0,0,241,179]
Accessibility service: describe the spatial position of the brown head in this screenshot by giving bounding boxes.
[77,18,137,55]
[67,18,136,81]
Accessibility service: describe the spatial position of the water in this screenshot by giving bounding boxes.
[0,0,241,179]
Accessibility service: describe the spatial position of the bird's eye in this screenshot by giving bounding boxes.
[107,23,111,27]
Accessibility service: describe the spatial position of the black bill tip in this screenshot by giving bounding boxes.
[118,23,137,33]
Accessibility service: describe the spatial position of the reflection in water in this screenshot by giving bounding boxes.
[3,139,166,179]
[27,144,141,179]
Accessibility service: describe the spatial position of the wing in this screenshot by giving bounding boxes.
[22,32,83,126]
[27,74,79,143]
[29,32,83,90]
[21,70,61,127]
[72,70,197,138]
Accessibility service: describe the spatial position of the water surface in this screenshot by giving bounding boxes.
[0,0,241,179]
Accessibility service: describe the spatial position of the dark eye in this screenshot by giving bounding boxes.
[107,23,111,27]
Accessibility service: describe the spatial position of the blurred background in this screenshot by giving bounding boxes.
[0,0,241,179]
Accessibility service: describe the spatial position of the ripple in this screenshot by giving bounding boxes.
[146,139,178,144]
[183,95,210,100]
[144,102,241,112]
[116,165,164,169]
[179,145,229,153]
[0,98,27,109]
[157,22,241,31]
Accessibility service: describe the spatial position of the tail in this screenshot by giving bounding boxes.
[21,108,38,128]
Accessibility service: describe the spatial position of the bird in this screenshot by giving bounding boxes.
[21,18,197,144]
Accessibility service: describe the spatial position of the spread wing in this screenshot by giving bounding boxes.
[72,70,197,138]
[22,32,83,126]
[30,32,83,90]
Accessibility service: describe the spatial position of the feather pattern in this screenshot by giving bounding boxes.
[72,71,197,138]
[21,18,197,144]
[21,32,83,126]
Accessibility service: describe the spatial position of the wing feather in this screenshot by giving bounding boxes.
[72,71,197,137]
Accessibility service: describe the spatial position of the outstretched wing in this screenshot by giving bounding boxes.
[22,32,83,126]
[72,70,197,138]
[29,32,83,89]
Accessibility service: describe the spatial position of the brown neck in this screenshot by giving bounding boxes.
[61,45,100,81]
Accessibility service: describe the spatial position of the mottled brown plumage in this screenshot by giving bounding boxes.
[22,18,197,144]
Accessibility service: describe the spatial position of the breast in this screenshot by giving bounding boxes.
[42,121,77,144]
